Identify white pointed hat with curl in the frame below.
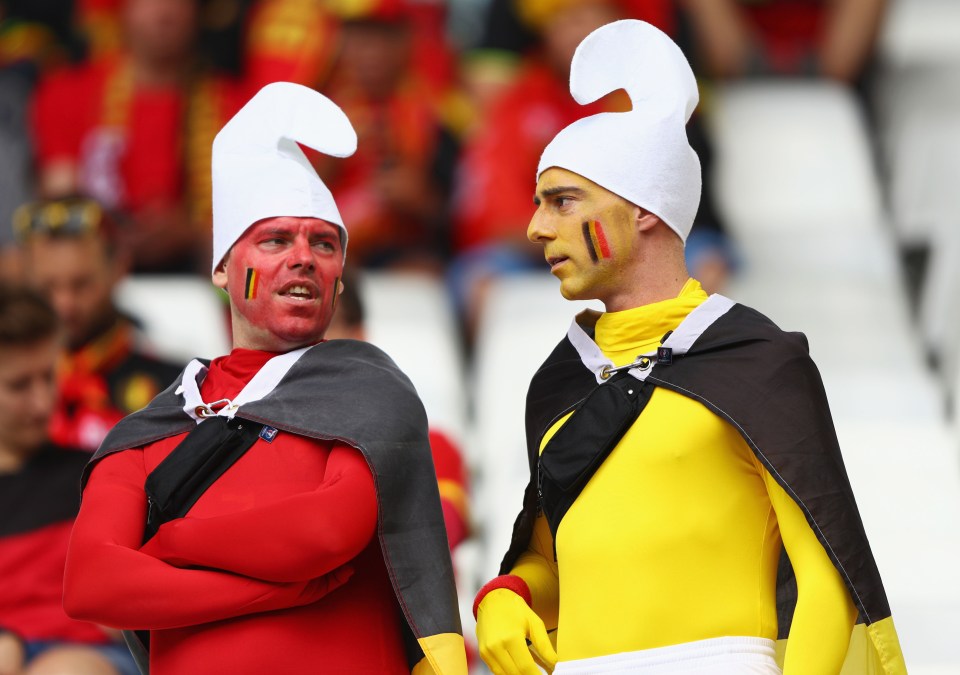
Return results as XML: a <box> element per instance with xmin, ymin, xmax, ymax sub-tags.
<box><xmin>537</xmin><ymin>20</ymin><xmax>701</xmax><ymax>242</ymax></box>
<box><xmin>211</xmin><ymin>81</ymin><xmax>358</xmax><ymax>272</ymax></box>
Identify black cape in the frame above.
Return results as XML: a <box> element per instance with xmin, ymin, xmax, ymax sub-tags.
<box><xmin>84</xmin><ymin>339</ymin><xmax>463</xmax><ymax>673</ymax></box>
<box><xmin>501</xmin><ymin>298</ymin><xmax>905</xmax><ymax>670</ymax></box>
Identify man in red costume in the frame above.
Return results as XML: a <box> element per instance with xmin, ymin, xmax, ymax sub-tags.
<box><xmin>63</xmin><ymin>82</ymin><xmax>467</xmax><ymax>674</ymax></box>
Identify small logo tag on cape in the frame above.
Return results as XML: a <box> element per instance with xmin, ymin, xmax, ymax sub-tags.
<box><xmin>259</xmin><ymin>426</ymin><xmax>279</xmax><ymax>443</ymax></box>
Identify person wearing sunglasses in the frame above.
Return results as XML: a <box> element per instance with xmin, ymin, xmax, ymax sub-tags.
<box><xmin>14</xmin><ymin>196</ymin><xmax>182</xmax><ymax>452</ymax></box>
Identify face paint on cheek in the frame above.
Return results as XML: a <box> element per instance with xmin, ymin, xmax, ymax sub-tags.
<box><xmin>581</xmin><ymin>220</ymin><xmax>612</xmax><ymax>264</ymax></box>
<box><xmin>244</xmin><ymin>268</ymin><xmax>259</xmax><ymax>300</ymax></box>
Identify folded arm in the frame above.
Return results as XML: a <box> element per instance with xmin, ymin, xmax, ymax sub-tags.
<box><xmin>64</xmin><ymin>449</ymin><xmax>351</xmax><ymax>631</ymax></box>
<box><xmin>138</xmin><ymin>442</ymin><xmax>377</xmax><ymax>582</ymax></box>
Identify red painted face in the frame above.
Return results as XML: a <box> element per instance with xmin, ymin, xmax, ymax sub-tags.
<box><xmin>214</xmin><ymin>217</ymin><xmax>344</xmax><ymax>351</ymax></box>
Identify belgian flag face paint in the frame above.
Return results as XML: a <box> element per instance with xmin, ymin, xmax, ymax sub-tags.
<box><xmin>582</xmin><ymin>220</ymin><xmax>612</xmax><ymax>264</ymax></box>
<box><xmin>244</xmin><ymin>268</ymin><xmax>259</xmax><ymax>300</ymax></box>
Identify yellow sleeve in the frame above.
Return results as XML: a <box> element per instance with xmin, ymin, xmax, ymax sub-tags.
<box><xmin>509</xmin><ymin>513</ymin><xmax>560</xmax><ymax>630</ymax></box>
<box><xmin>761</xmin><ymin>464</ymin><xmax>858</xmax><ymax>674</ymax></box>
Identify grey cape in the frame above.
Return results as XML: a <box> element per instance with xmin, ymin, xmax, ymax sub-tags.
<box><xmin>83</xmin><ymin>339</ymin><xmax>463</xmax><ymax>673</ymax></box>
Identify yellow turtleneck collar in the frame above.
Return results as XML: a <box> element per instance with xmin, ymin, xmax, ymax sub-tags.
<box><xmin>595</xmin><ymin>278</ymin><xmax>708</xmax><ymax>365</ymax></box>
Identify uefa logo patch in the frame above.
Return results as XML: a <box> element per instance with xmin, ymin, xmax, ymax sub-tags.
<box><xmin>656</xmin><ymin>346</ymin><xmax>673</xmax><ymax>365</ymax></box>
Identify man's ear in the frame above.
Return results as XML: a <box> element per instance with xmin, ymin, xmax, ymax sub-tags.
<box><xmin>212</xmin><ymin>256</ymin><xmax>229</xmax><ymax>290</ymax></box>
<box><xmin>636</xmin><ymin>208</ymin><xmax>660</xmax><ymax>234</ymax></box>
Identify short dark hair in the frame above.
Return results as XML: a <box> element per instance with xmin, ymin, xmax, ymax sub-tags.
<box><xmin>336</xmin><ymin>267</ymin><xmax>365</xmax><ymax>329</ymax></box>
<box><xmin>0</xmin><ymin>282</ymin><xmax>60</xmax><ymax>346</ymax></box>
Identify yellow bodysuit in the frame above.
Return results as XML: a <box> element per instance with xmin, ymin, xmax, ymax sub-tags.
<box><xmin>511</xmin><ymin>279</ymin><xmax>857</xmax><ymax>673</ymax></box>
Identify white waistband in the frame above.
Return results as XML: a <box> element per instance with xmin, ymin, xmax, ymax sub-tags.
<box><xmin>553</xmin><ymin>637</ymin><xmax>781</xmax><ymax>674</ymax></box>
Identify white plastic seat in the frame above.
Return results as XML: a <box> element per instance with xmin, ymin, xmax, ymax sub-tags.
<box><xmin>114</xmin><ymin>274</ymin><xmax>231</xmax><ymax>364</ymax></box>
<box><xmin>359</xmin><ymin>270</ymin><xmax>468</xmax><ymax>441</ymax></box>
<box><xmin>709</xmin><ymin>81</ymin><xmax>885</xmax><ymax>239</ymax></box>
<box><xmin>874</xmin><ymin>0</ymin><xmax>960</xmax><ymax>249</ymax></box>
<box><xmin>708</xmin><ymin>78</ymin><xmax>945</xmax><ymax>421</ymax></box>
<box><xmin>835</xmin><ymin>418</ymin><xmax>960</xmax><ymax>670</ymax></box>
<box><xmin>879</xmin><ymin>0</ymin><xmax>960</xmax><ymax>70</ymax></box>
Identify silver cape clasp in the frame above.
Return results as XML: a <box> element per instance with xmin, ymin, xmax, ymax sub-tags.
<box><xmin>599</xmin><ymin>356</ymin><xmax>652</xmax><ymax>381</ymax></box>
<box><xmin>598</xmin><ymin>346</ymin><xmax>673</xmax><ymax>381</ymax></box>
<box><xmin>194</xmin><ymin>398</ymin><xmax>233</xmax><ymax>418</ymax></box>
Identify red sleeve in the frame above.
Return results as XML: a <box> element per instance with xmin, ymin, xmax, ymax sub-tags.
<box><xmin>63</xmin><ymin>449</ymin><xmax>349</xmax><ymax>630</ymax></box>
<box><xmin>429</xmin><ymin>429</ymin><xmax>466</xmax><ymax>486</ymax></box>
<box><xmin>139</xmin><ymin>443</ymin><xmax>378</xmax><ymax>583</ymax></box>
<box><xmin>451</xmin><ymin>96</ymin><xmax>540</xmax><ymax>251</ymax></box>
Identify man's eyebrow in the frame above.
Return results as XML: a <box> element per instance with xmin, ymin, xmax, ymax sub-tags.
<box><xmin>534</xmin><ymin>185</ymin><xmax>586</xmax><ymax>205</ymax></box>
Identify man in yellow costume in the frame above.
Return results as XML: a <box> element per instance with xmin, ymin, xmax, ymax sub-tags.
<box><xmin>473</xmin><ymin>19</ymin><xmax>906</xmax><ymax>675</ymax></box>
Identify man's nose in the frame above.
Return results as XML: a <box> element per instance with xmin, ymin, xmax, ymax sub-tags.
<box><xmin>527</xmin><ymin>211</ymin><xmax>555</xmax><ymax>244</ymax></box>
<box><xmin>287</xmin><ymin>236</ymin><xmax>315</xmax><ymax>269</ymax></box>
<box><xmin>28</xmin><ymin>376</ymin><xmax>56</xmax><ymax>420</ymax></box>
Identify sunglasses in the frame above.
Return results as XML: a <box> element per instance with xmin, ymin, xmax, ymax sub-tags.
<box><xmin>13</xmin><ymin>198</ymin><xmax>106</xmax><ymax>242</ymax></box>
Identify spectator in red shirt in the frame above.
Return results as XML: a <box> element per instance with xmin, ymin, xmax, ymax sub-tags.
<box><xmin>677</xmin><ymin>0</ymin><xmax>887</xmax><ymax>84</ymax></box>
<box><xmin>241</xmin><ymin>0</ymin><xmax>341</xmax><ymax>91</ymax></box>
<box><xmin>30</xmin><ymin>0</ymin><xmax>246</xmax><ymax>273</ymax></box>
<box><xmin>0</xmin><ymin>283</ymin><xmax>137</xmax><ymax>675</ymax></box>
<box><xmin>313</xmin><ymin>0</ymin><xmax>461</xmax><ymax>273</ymax></box>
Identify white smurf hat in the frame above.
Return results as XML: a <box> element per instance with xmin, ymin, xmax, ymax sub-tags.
<box><xmin>211</xmin><ymin>82</ymin><xmax>358</xmax><ymax>272</ymax></box>
<box><xmin>537</xmin><ymin>20</ymin><xmax>701</xmax><ymax>242</ymax></box>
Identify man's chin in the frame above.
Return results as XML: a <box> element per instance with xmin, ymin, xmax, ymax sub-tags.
<box><xmin>266</xmin><ymin>325</ymin><xmax>330</xmax><ymax>352</ymax></box>
<box><xmin>11</xmin><ymin>431</ymin><xmax>46</xmax><ymax>457</ymax></box>
<box><xmin>558</xmin><ymin>280</ymin><xmax>596</xmax><ymax>303</ymax></box>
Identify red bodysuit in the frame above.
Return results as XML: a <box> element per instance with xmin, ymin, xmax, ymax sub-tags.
<box><xmin>64</xmin><ymin>349</ymin><xmax>409</xmax><ymax>674</ymax></box>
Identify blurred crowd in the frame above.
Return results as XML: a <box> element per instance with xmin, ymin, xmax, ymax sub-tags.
<box><xmin>0</xmin><ymin>0</ymin><xmax>891</xmax><ymax>673</ymax></box>
<box><xmin>1</xmin><ymin>0</ymin><xmax>889</xmax><ymax>324</ymax></box>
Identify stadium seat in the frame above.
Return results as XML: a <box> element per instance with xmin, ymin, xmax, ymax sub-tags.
<box><xmin>359</xmin><ymin>270</ymin><xmax>468</xmax><ymax>441</ymax></box>
<box><xmin>836</xmin><ymin>419</ymin><xmax>960</xmax><ymax>673</ymax></box>
<box><xmin>873</xmin><ymin>0</ymin><xmax>960</xmax><ymax>404</ymax></box>
<box><xmin>879</xmin><ymin>0</ymin><xmax>960</xmax><ymax>70</ymax></box>
<box><xmin>114</xmin><ymin>274</ymin><xmax>231</xmax><ymax>364</ymax></box>
<box><xmin>709</xmin><ymin>80</ymin><xmax>885</xmax><ymax>238</ymax></box>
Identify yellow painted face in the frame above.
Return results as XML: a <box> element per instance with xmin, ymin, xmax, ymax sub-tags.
<box><xmin>528</xmin><ymin>167</ymin><xmax>641</xmax><ymax>303</ymax></box>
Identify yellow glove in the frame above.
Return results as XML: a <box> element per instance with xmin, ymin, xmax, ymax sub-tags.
<box><xmin>476</xmin><ymin>587</ymin><xmax>558</xmax><ymax>675</ymax></box>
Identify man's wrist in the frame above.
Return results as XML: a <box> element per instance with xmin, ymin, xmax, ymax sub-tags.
<box><xmin>472</xmin><ymin>574</ymin><xmax>532</xmax><ymax>619</ymax></box>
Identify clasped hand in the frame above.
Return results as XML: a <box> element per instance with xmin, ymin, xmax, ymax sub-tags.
<box><xmin>476</xmin><ymin>589</ymin><xmax>558</xmax><ymax>675</ymax></box>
